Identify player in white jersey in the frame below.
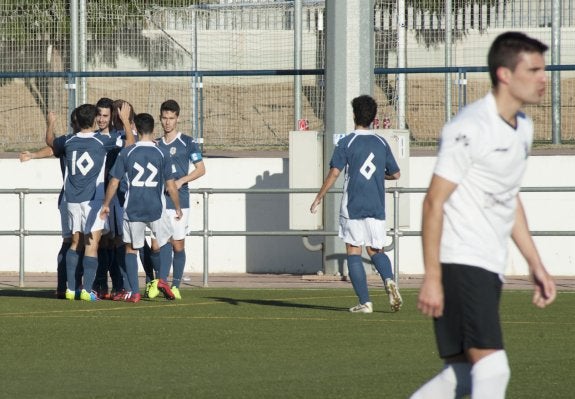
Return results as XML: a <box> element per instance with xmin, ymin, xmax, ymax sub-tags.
<box><xmin>411</xmin><ymin>32</ymin><xmax>556</xmax><ymax>399</ymax></box>
<box><xmin>146</xmin><ymin>99</ymin><xmax>205</xmax><ymax>300</ymax></box>
<box><xmin>63</xmin><ymin>103</ymin><xmax>135</xmax><ymax>302</ymax></box>
<box><xmin>100</xmin><ymin>113</ymin><xmax>182</xmax><ymax>302</ymax></box>
<box><xmin>310</xmin><ymin>95</ymin><xmax>402</xmax><ymax>313</ymax></box>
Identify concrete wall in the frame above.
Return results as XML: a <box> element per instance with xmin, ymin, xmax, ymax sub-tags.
<box><xmin>3</xmin><ymin>154</ymin><xmax>575</xmax><ymax>277</ymax></box>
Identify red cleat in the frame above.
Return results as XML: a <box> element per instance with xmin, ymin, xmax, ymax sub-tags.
<box><xmin>157</xmin><ymin>279</ymin><xmax>175</xmax><ymax>300</ymax></box>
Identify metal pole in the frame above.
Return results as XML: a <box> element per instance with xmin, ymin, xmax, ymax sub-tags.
<box><xmin>202</xmin><ymin>191</ymin><xmax>209</xmax><ymax>287</ymax></box>
<box><xmin>397</xmin><ymin>0</ymin><xmax>406</xmax><ymax>129</ymax></box>
<box><xmin>393</xmin><ymin>189</ymin><xmax>400</xmax><ymax>284</ymax></box>
<box><xmin>445</xmin><ymin>0</ymin><xmax>452</xmax><ymax>122</ymax></box>
<box><xmin>79</xmin><ymin>0</ymin><xmax>87</xmax><ymax>105</ymax></box>
<box><xmin>294</xmin><ymin>0</ymin><xmax>303</xmax><ymax>127</ymax></box>
<box><xmin>69</xmin><ymin>0</ymin><xmax>78</xmax><ymax>120</ymax></box>
<box><xmin>18</xmin><ymin>190</ymin><xmax>25</xmax><ymax>287</ymax></box>
<box><xmin>551</xmin><ymin>0</ymin><xmax>561</xmax><ymax>144</ymax></box>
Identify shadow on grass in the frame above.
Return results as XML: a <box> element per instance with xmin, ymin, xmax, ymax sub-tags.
<box><xmin>0</xmin><ymin>289</ymin><xmax>56</xmax><ymax>298</ymax></box>
<box><xmin>208</xmin><ymin>296</ymin><xmax>349</xmax><ymax>312</ymax></box>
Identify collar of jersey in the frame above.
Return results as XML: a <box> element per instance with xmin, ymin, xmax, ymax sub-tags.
<box><xmin>136</xmin><ymin>141</ymin><xmax>156</xmax><ymax>147</ymax></box>
<box><xmin>161</xmin><ymin>131</ymin><xmax>182</xmax><ymax>145</ymax></box>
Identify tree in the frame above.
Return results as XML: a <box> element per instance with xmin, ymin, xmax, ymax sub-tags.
<box><xmin>0</xmin><ymin>0</ymin><xmax>219</xmax><ymax>117</ymax></box>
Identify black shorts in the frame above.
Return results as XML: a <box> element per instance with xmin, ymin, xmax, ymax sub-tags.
<box><xmin>434</xmin><ymin>263</ymin><xmax>504</xmax><ymax>359</ymax></box>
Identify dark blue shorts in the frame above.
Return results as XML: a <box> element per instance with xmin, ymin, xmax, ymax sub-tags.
<box><xmin>434</xmin><ymin>263</ymin><xmax>504</xmax><ymax>359</ymax></box>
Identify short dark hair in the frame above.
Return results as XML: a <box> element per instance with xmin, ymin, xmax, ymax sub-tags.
<box><xmin>111</xmin><ymin>99</ymin><xmax>135</xmax><ymax>129</ymax></box>
<box><xmin>351</xmin><ymin>95</ymin><xmax>377</xmax><ymax>128</ymax></box>
<box><xmin>75</xmin><ymin>104</ymin><xmax>98</xmax><ymax>129</ymax></box>
<box><xmin>160</xmin><ymin>99</ymin><xmax>180</xmax><ymax>116</ymax></box>
<box><xmin>96</xmin><ymin>97</ymin><xmax>114</xmax><ymax>110</ymax></box>
<box><xmin>69</xmin><ymin>108</ymin><xmax>80</xmax><ymax>132</ymax></box>
<box><xmin>488</xmin><ymin>31</ymin><xmax>548</xmax><ymax>87</ymax></box>
<box><xmin>134</xmin><ymin>113</ymin><xmax>155</xmax><ymax>136</ymax></box>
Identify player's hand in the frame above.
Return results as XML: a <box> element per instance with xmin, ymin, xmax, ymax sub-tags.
<box><xmin>119</xmin><ymin>101</ymin><xmax>131</xmax><ymax>123</ymax></box>
<box><xmin>532</xmin><ymin>267</ymin><xmax>556</xmax><ymax>308</ymax></box>
<box><xmin>310</xmin><ymin>198</ymin><xmax>321</xmax><ymax>214</ymax></box>
<box><xmin>417</xmin><ymin>276</ymin><xmax>444</xmax><ymax>318</ymax></box>
<box><xmin>175</xmin><ymin>209</ymin><xmax>183</xmax><ymax>221</ymax></box>
<box><xmin>175</xmin><ymin>179</ymin><xmax>184</xmax><ymax>190</ymax></box>
<box><xmin>19</xmin><ymin>151</ymin><xmax>33</xmax><ymax>162</ymax></box>
<box><xmin>99</xmin><ymin>206</ymin><xmax>110</xmax><ymax>220</ymax></box>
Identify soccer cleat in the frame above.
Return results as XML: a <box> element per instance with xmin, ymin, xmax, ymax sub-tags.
<box><xmin>157</xmin><ymin>279</ymin><xmax>175</xmax><ymax>300</ymax></box>
<box><xmin>80</xmin><ymin>289</ymin><xmax>99</xmax><ymax>302</ymax></box>
<box><xmin>65</xmin><ymin>289</ymin><xmax>76</xmax><ymax>301</ymax></box>
<box><xmin>97</xmin><ymin>290</ymin><xmax>111</xmax><ymax>300</ymax></box>
<box><xmin>125</xmin><ymin>292</ymin><xmax>141</xmax><ymax>303</ymax></box>
<box><xmin>349</xmin><ymin>302</ymin><xmax>373</xmax><ymax>313</ymax></box>
<box><xmin>112</xmin><ymin>290</ymin><xmax>129</xmax><ymax>301</ymax></box>
<box><xmin>385</xmin><ymin>278</ymin><xmax>403</xmax><ymax>312</ymax></box>
<box><xmin>146</xmin><ymin>279</ymin><xmax>160</xmax><ymax>299</ymax></box>
<box><xmin>171</xmin><ymin>286</ymin><xmax>182</xmax><ymax>300</ymax></box>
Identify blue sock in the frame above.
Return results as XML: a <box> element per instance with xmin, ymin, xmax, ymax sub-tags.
<box><xmin>110</xmin><ymin>246</ymin><xmax>125</xmax><ymax>292</ymax></box>
<box><xmin>82</xmin><ymin>256</ymin><xmax>98</xmax><ymax>293</ymax></box>
<box><xmin>125</xmin><ymin>253</ymin><xmax>139</xmax><ymax>293</ymax></box>
<box><xmin>57</xmin><ymin>242</ymin><xmax>71</xmax><ymax>292</ymax></box>
<box><xmin>150</xmin><ymin>250</ymin><xmax>161</xmax><ymax>279</ymax></box>
<box><xmin>370</xmin><ymin>252</ymin><xmax>394</xmax><ymax>281</ymax></box>
<box><xmin>139</xmin><ymin>241</ymin><xmax>155</xmax><ymax>283</ymax></box>
<box><xmin>94</xmin><ymin>248</ymin><xmax>109</xmax><ymax>292</ymax></box>
<box><xmin>172</xmin><ymin>250</ymin><xmax>186</xmax><ymax>288</ymax></box>
<box><xmin>347</xmin><ymin>255</ymin><xmax>370</xmax><ymax>304</ymax></box>
<box><xmin>159</xmin><ymin>242</ymin><xmax>173</xmax><ymax>281</ymax></box>
<box><xmin>65</xmin><ymin>249</ymin><xmax>79</xmax><ymax>291</ymax></box>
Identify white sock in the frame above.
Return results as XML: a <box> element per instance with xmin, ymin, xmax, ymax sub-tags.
<box><xmin>471</xmin><ymin>351</ymin><xmax>510</xmax><ymax>399</ymax></box>
<box><xmin>410</xmin><ymin>363</ymin><xmax>472</xmax><ymax>399</ymax></box>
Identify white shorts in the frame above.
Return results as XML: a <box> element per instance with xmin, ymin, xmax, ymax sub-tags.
<box><xmin>123</xmin><ymin>214</ymin><xmax>173</xmax><ymax>249</ymax></box>
<box><xmin>166</xmin><ymin>208</ymin><xmax>189</xmax><ymax>241</ymax></box>
<box><xmin>68</xmin><ymin>200</ymin><xmax>109</xmax><ymax>235</ymax></box>
<box><xmin>59</xmin><ymin>199</ymin><xmax>72</xmax><ymax>239</ymax></box>
<box><xmin>106</xmin><ymin>196</ymin><xmax>124</xmax><ymax>238</ymax></box>
<box><xmin>339</xmin><ymin>217</ymin><xmax>388</xmax><ymax>249</ymax></box>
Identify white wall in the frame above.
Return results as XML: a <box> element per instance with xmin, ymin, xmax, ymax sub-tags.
<box><xmin>3</xmin><ymin>154</ymin><xmax>575</xmax><ymax>276</ymax></box>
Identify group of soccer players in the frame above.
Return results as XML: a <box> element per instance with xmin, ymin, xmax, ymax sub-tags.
<box><xmin>20</xmin><ymin>98</ymin><xmax>205</xmax><ymax>303</ymax></box>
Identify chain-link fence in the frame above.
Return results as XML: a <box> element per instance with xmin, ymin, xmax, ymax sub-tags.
<box><xmin>0</xmin><ymin>0</ymin><xmax>573</xmax><ymax>152</ymax></box>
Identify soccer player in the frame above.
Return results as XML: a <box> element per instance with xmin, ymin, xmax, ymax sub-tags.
<box><xmin>20</xmin><ymin>110</ymin><xmax>81</xmax><ymax>298</ymax></box>
<box><xmin>100</xmin><ymin>113</ymin><xmax>182</xmax><ymax>302</ymax></box>
<box><xmin>147</xmin><ymin>99</ymin><xmax>205</xmax><ymax>300</ymax></box>
<box><xmin>310</xmin><ymin>94</ymin><xmax>402</xmax><ymax>313</ymax></box>
<box><xmin>93</xmin><ymin>97</ymin><xmax>125</xmax><ymax>299</ymax></box>
<box><xmin>410</xmin><ymin>32</ymin><xmax>557</xmax><ymax>399</ymax></box>
<box><xmin>63</xmin><ymin>102</ymin><xmax>135</xmax><ymax>301</ymax></box>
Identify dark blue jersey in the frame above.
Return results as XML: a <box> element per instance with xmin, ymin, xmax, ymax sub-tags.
<box><xmin>156</xmin><ymin>132</ymin><xmax>202</xmax><ymax>209</ymax></box>
<box><xmin>110</xmin><ymin>141</ymin><xmax>173</xmax><ymax>222</ymax></box>
<box><xmin>330</xmin><ymin>130</ymin><xmax>400</xmax><ymax>220</ymax></box>
<box><xmin>63</xmin><ymin>132</ymin><xmax>121</xmax><ymax>203</ymax></box>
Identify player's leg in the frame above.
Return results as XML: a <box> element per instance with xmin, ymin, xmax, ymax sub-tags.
<box><xmin>121</xmin><ymin>220</ymin><xmax>146</xmax><ymax>303</ymax></box>
<box><xmin>410</xmin><ymin>358</ymin><xmax>471</xmax><ymax>399</ymax></box>
<box><xmin>367</xmin><ymin>245</ymin><xmax>402</xmax><ymax>312</ymax></box>
<box><xmin>168</xmin><ymin>208</ymin><xmax>189</xmax><ymax>299</ymax></box>
<box><xmin>147</xmin><ymin>215</ymin><xmax>176</xmax><ymax>300</ymax></box>
<box><xmin>78</xmin><ymin>200</ymin><xmax>108</xmax><ymax>301</ymax></box>
<box><xmin>139</xmin><ymin>239</ymin><xmax>155</xmax><ymax>283</ymax></box>
<box><xmin>345</xmin><ymin>244</ymin><xmax>371</xmax><ymax>313</ymax></box>
<box><xmin>56</xmin><ymin>199</ymin><xmax>72</xmax><ymax>299</ymax></box>
<box><xmin>65</xmin><ymin>202</ymin><xmax>83</xmax><ymax>299</ymax></box>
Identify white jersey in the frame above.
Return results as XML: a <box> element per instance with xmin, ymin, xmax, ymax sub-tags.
<box><xmin>434</xmin><ymin>91</ymin><xmax>533</xmax><ymax>274</ymax></box>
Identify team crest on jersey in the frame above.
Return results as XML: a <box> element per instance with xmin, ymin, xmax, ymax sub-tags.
<box><xmin>170</xmin><ymin>147</ymin><xmax>177</xmax><ymax>156</ymax></box>
<box><xmin>191</xmin><ymin>153</ymin><xmax>199</xmax><ymax>161</ymax></box>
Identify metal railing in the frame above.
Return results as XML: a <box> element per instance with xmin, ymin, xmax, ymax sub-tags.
<box><xmin>3</xmin><ymin>186</ymin><xmax>575</xmax><ymax>288</ymax></box>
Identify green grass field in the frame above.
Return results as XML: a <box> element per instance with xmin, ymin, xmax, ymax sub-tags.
<box><xmin>0</xmin><ymin>287</ymin><xmax>573</xmax><ymax>398</ymax></box>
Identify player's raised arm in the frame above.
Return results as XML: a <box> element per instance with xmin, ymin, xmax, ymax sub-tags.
<box><xmin>45</xmin><ymin>111</ymin><xmax>57</xmax><ymax>148</ymax></box>
<box><xmin>118</xmin><ymin>101</ymin><xmax>135</xmax><ymax>147</ymax></box>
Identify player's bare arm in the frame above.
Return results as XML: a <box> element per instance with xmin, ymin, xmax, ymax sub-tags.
<box><xmin>100</xmin><ymin>177</ymin><xmax>120</xmax><ymax>220</ymax></box>
<box><xmin>166</xmin><ymin>179</ymin><xmax>183</xmax><ymax>220</ymax></box>
<box><xmin>310</xmin><ymin>167</ymin><xmax>340</xmax><ymax>214</ymax></box>
<box><xmin>511</xmin><ymin>196</ymin><xmax>557</xmax><ymax>308</ymax></box>
<box><xmin>177</xmin><ymin>160</ymin><xmax>205</xmax><ymax>189</ymax></box>
<box><xmin>385</xmin><ymin>171</ymin><xmax>401</xmax><ymax>180</ymax></box>
<box><xmin>20</xmin><ymin>146</ymin><xmax>54</xmax><ymax>162</ymax></box>
<box><xmin>45</xmin><ymin>111</ymin><xmax>57</xmax><ymax>148</ymax></box>
<box><xmin>418</xmin><ymin>174</ymin><xmax>458</xmax><ymax>318</ymax></box>
<box><xmin>118</xmin><ymin>102</ymin><xmax>135</xmax><ymax>147</ymax></box>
